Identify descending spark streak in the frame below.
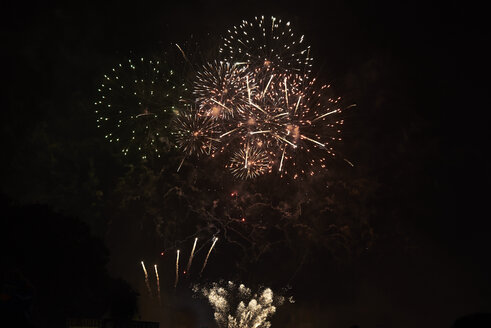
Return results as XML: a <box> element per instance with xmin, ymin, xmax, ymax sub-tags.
<box><xmin>284</xmin><ymin>77</ymin><xmax>289</xmax><ymax>107</ymax></box>
<box><xmin>211</xmin><ymin>99</ymin><xmax>233</xmax><ymax>113</ymax></box>
<box><xmin>262</xmin><ymin>75</ymin><xmax>274</xmax><ymax>98</ymax></box>
<box><xmin>294</xmin><ymin>96</ymin><xmax>302</xmax><ymax>115</ymax></box>
<box><xmin>205</xmin><ymin>137</ymin><xmax>221</xmax><ymax>142</ymax></box>
<box><xmin>135</xmin><ymin>112</ymin><xmax>153</xmax><ymax>118</ymax></box>
<box><xmin>154</xmin><ymin>264</ymin><xmax>161</xmax><ymax>305</ymax></box>
<box><xmin>311</xmin><ymin>109</ymin><xmax>339</xmax><ymax>122</ymax></box>
<box><xmin>220</xmin><ymin>128</ymin><xmax>239</xmax><ymax>138</ymax></box>
<box><xmin>301</xmin><ymin>135</ymin><xmax>325</xmax><ymax>147</ymax></box>
<box><xmin>175</xmin><ymin>43</ymin><xmax>189</xmax><ymax>63</ymax></box>
<box><xmin>141</xmin><ymin>261</ymin><xmax>148</xmax><ymax>276</ymax></box>
<box><xmin>175</xmin><ymin>250</ymin><xmax>180</xmax><ymax>288</ymax></box>
<box><xmin>279</xmin><ymin>147</ymin><xmax>286</xmax><ymax>172</ymax></box>
<box><xmin>275</xmin><ymin>134</ymin><xmax>297</xmax><ymax>148</ymax></box>
<box><xmin>186</xmin><ymin>238</ymin><xmax>198</xmax><ymax>272</ymax></box>
<box><xmin>273</xmin><ymin>112</ymin><xmax>289</xmax><ymax>118</ymax></box>
<box><xmin>250</xmin><ymin>102</ymin><xmax>268</xmax><ymax>114</ymax></box>
<box><xmin>246</xmin><ymin>75</ymin><xmax>251</xmax><ymax>103</ymax></box>
<box><xmin>344</xmin><ymin>158</ymin><xmax>354</xmax><ymax>167</ymax></box>
<box><xmin>200</xmin><ymin>237</ymin><xmax>218</xmax><ymax>276</ymax></box>
<box><xmin>141</xmin><ymin>261</ymin><xmax>152</xmax><ymax>295</ymax></box>
<box><xmin>177</xmin><ymin>157</ymin><xmax>186</xmax><ymax>172</ymax></box>
<box><xmin>237</xmin><ymin>39</ymin><xmax>247</xmax><ymax>47</ymax></box>
<box><xmin>244</xmin><ymin>146</ymin><xmax>248</xmax><ymax>169</ymax></box>
<box><xmin>249</xmin><ymin>130</ymin><xmax>271</xmax><ymax>135</ymax></box>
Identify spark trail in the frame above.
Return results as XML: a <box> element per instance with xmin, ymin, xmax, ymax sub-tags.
<box><xmin>154</xmin><ymin>264</ymin><xmax>161</xmax><ymax>305</ymax></box>
<box><xmin>200</xmin><ymin>237</ymin><xmax>218</xmax><ymax>277</ymax></box>
<box><xmin>141</xmin><ymin>261</ymin><xmax>152</xmax><ymax>295</ymax></box>
<box><xmin>186</xmin><ymin>237</ymin><xmax>198</xmax><ymax>273</ymax></box>
<box><xmin>175</xmin><ymin>250</ymin><xmax>180</xmax><ymax>288</ymax></box>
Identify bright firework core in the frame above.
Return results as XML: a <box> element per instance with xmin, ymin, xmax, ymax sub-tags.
<box><xmin>228</xmin><ymin>145</ymin><xmax>271</xmax><ymax>179</ymax></box>
<box><xmin>185</xmin><ymin>60</ymin><xmax>346</xmax><ymax>179</ymax></box>
<box><xmin>194</xmin><ymin>281</ymin><xmax>290</xmax><ymax>328</ymax></box>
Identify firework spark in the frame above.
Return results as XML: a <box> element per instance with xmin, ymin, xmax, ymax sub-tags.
<box><xmin>141</xmin><ymin>261</ymin><xmax>152</xmax><ymax>295</ymax></box>
<box><xmin>200</xmin><ymin>237</ymin><xmax>218</xmax><ymax>277</ymax></box>
<box><xmin>95</xmin><ymin>56</ymin><xmax>187</xmax><ymax>160</ymax></box>
<box><xmin>154</xmin><ymin>264</ymin><xmax>161</xmax><ymax>305</ymax></box>
<box><xmin>186</xmin><ymin>237</ymin><xmax>198</xmax><ymax>273</ymax></box>
<box><xmin>227</xmin><ymin>145</ymin><xmax>271</xmax><ymax>179</ymax></box>
<box><xmin>175</xmin><ymin>250</ymin><xmax>180</xmax><ymax>288</ymax></box>
<box><xmin>171</xmin><ymin>106</ymin><xmax>222</xmax><ymax>157</ymax></box>
<box><xmin>194</xmin><ymin>281</ymin><xmax>289</xmax><ymax>328</ymax></box>
<box><xmin>194</xmin><ymin>61</ymin><xmax>254</xmax><ymax>119</ymax></box>
<box><xmin>219</xmin><ymin>15</ymin><xmax>313</xmax><ymax>74</ymax></box>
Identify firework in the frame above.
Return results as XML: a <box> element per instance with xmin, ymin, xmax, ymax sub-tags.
<box><xmin>141</xmin><ymin>261</ymin><xmax>152</xmax><ymax>295</ymax></box>
<box><xmin>95</xmin><ymin>55</ymin><xmax>187</xmax><ymax>160</ymax></box>
<box><xmin>196</xmin><ymin>66</ymin><xmax>347</xmax><ymax>178</ymax></box>
<box><xmin>186</xmin><ymin>237</ymin><xmax>198</xmax><ymax>273</ymax></box>
<box><xmin>227</xmin><ymin>144</ymin><xmax>271</xmax><ymax>179</ymax></box>
<box><xmin>154</xmin><ymin>264</ymin><xmax>161</xmax><ymax>305</ymax></box>
<box><xmin>171</xmin><ymin>105</ymin><xmax>222</xmax><ymax>157</ymax></box>
<box><xmin>259</xmin><ymin>74</ymin><xmax>346</xmax><ymax>177</ymax></box>
<box><xmin>194</xmin><ymin>281</ymin><xmax>289</xmax><ymax>328</ymax></box>
<box><xmin>200</xmin><ymin>237</ymin><xmax>218</xmax><ymax>277</ymax></box>
<box><xmin>170</xmin><ymin>16</ymin><xmax>350</xmax><ymax>180</ymax></box>
<box><xmin>175</xmin><ymin>250</ymin><xmax>180</xmax><ymax>288</ymax></box>
<box><xmin>194</xmin><ymin>61</ymin><xmax>255</xmax><ymax>119</ymax></box>
<box><xmin>221</xmin><ymin>72</ymin><xmax>301</xmax><ymax>150</ymax></box>
<box><xmin>219</xmin><ymin>15</ymin><xmax>313</xmax><ymax>74</ymax></box>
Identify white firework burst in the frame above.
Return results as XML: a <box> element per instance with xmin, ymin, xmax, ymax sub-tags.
<box><xmin>227</xmin><ymin>145</ymin><xmax>271</xmax><ymax>180</ymax></box>
<box><xmin>219</xmin><ymin>15</ymin><xmax>313</xmax><ymax>74</ymax></box>
<box><xmin>194</xmin><ymin>61</ymin><xmax>256</xmax><ymax>119</ymax></box>
<box><xmin>95</xmin><ymin>55</ymin><xmax>187</xmax><ymax>159</ymax></box>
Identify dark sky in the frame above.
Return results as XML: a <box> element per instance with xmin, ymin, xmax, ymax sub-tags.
<box><xmin>2</xmin><ymin>1</ymin><xmax>489</xmax><ymax>328</ymax></box>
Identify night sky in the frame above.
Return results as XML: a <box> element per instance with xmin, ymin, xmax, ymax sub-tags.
<box><xmin>2</xmin><ymin>1</ymin><xmax>488</xmax><ymax>328</ymax></box>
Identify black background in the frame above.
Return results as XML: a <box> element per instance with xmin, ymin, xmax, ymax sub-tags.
<box><xmin>2</xmin><ymin>1</ymin><xmax>488</xmax><ymax>327</ymax></box>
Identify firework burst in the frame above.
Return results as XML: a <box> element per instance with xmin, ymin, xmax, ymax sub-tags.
<box><xmin>219</xmin><ymin>15</ymin><xmax>313</xmax><ymax>74</ymax></box>
<box><xmin>194</xmin><ymin>281</ymin><xmax>289</xmax><ymax>328</ymax></box>
<box><xmin>227</xmin><ymin>145</ymin><xmax>271</xmax><ymax>180</ymax></box>
<box><xmin>194</xmin><ymin>61</ymin><xmax>255</xmax><ymax>119</ymax></box>
<box><xmin>171</xmin><ymin>105</ymin><xmax>222</xmax><ymax>157</ymax></box>
<box><xmin>202</xmin><ymin>68</ymin><xmax>347</xmax><ymax>179</ymax></box>
<box><xmin>105</xmin><ymin>16</ymin><xmax>353</xmax><ymax>180</ymax></box>
<box><xmin>261</xmin><ymin>74</ymin><xmax>346</xmax><ymax>177</ymax></box>
<box><xmin>95</xmin><ymin>55</ymin><xmax>188</xmax><ymax>160</ymax></box>
<box><xmin>178</xmin><ymin>13</ymin><xmax>350</xmax><ymax>180</ymax></box>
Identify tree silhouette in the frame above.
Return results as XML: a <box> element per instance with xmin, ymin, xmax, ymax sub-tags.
<box><xmin>0</xmin><ymin>195</ymin><xmax>138</xmax><ymax>328</ymax></box>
